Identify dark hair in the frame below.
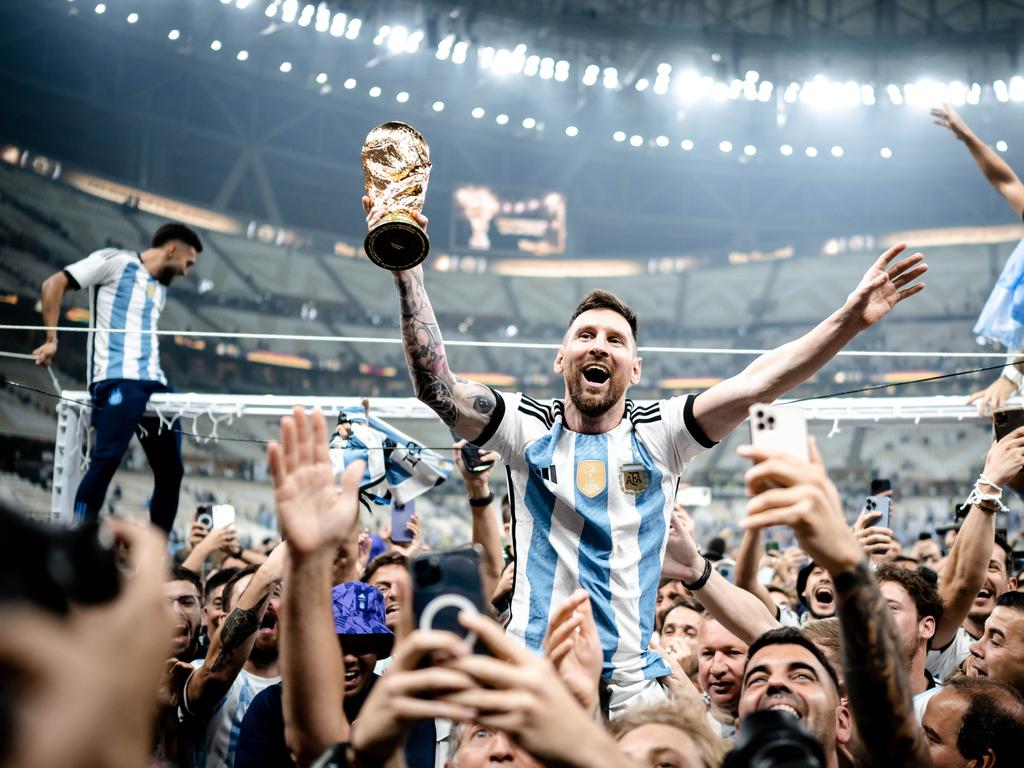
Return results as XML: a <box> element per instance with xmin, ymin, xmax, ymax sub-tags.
<box><xmin>361</xmin><ymin>551</ymin><xmax>409</xmax><ymax>584</ymax></box>
<box><xmin>204</xmin><ymin>567</ymin><xmax>240</xmax><ymax>605</ymax></box>
<box><xmin>994</xmin><ymin>532</ymin><xmax>1012</xmax><ymax>573</ymax></box>
<box><xmin>151</xmin><ymin>222</ymin><xmax>203</xmax><ymax>253</ymax></box>
<box><xmin>567</xmin><ymin>290</ymin><xmax>638</xmax><ymax>346</ymax></box>
<box><xmin>945</xmin><ymin>677</ymin><xmax>1024</xmax><ymax>764</ymax></box>
<box><xmin>500</xmin><ymin>494</ymin><xmax>511</xmax><ymax>525</ymax></box>
<box><xmin>657</xmin><ymin>595</ymin><xmax>704</xmax><ymax>632</ymax></box>
<box><xmin>221</xmin><ymin>564</ymin><xmax>260</xmax><ymax>614</ymax></box>
<box><xmin>167</xmin><ymin>565</ymin><xmax>202</xmax><ymax>596</ymax></box>
<box><xmin>876</xmin><ymin>564</ymin><xmax>944</xmax><ymax>625</ymax></box>
<box><xmin>995</xmin><ymin>590</ymin><xmax>1024</xmax><ymax>612</ymax></box>
<box><xmin>745</xmin><ymin>627</ymin><xmax>841</xmax><ymax>697</ymax></box>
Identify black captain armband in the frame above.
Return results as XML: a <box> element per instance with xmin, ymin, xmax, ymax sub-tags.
<box><xmin>682</xmin><ymin>557</ymin><xmax>713</xmax><ymax>591</ymax></box>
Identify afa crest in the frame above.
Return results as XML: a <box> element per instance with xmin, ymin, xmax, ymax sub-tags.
<box><xmin>618</xmin><ymin>463</ymin><xmax>649</xmax><ymax>495</ymax></box>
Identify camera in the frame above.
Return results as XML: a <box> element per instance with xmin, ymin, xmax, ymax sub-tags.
<box><xmin>723</xmin><ymin>710</ymin><xmax>825</xmax><ymax>768</ymax></box>
<box><xmin>0</xmin><ymin>501</ymin><xmax>121</xmax><ymax>614</ymax></box>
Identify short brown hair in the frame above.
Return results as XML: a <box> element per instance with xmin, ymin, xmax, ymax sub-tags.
<box><xmin>876</xmin><ymin>564</ymin><xmax>943</xmax><ymax>625</ymax></box>
<box><xmin>802</xmin><ymin>617</ymin><xmax>842</xmax><ymax>677</ymax></box>
<box><xmin>568</xmin><ymin>290</ymin><xmax>638</xmax><ymax>345</ymax></box>
<box><xmin>608</xmin><ymin>699</ymin><xmax>726</xmax><ymax>768</ymax></box>
<box><xmin>656</xmin><ymin>595</ymin><xmax>704</xmax><ymax>632</ymax></box>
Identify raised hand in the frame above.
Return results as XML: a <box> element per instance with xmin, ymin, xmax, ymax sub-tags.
<box><xmin>967</xmin><ymin>376</ymin><xmax>1018</xmax><ymax>418</ymax></box>
<box><xmin>542</xmin><ymin>590</ymin><xmax>603</xmax><ymax>713</ymax></box>
<box><xmin>267</xmin><ymin>406</ymin><xmax>364</xmax><ymax>557</ymax></box>
<box><xmin>930</xmin><ymin>103</ymin><xmax>971</xmax><ymax>141</ymax></box>
<box><xmin>845</xmin><ymin>244</ymin><xmax>927</xmax><ymax>329</ymax></box>
<box><xmin>981</xmin><ymin>426</ymin><xmax>1024</xmax><ymax>488</ymax></box>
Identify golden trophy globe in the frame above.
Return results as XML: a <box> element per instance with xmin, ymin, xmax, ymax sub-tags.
<box><xmin>361</xmin><ymin>121</ymin><xmax>432</xmax><ymax>270</ymax></box>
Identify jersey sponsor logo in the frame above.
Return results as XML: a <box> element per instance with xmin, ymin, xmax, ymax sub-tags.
<box><xmin>618</xmin><ymin>463</ymin><xmax>649</xmax><ymax>494</ymax></box>
<box><xmin>576</xmin><ymin>459</ymin><xmax>606</xmax><ymax>498</ymax></box>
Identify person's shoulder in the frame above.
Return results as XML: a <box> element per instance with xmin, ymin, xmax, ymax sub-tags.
<box><xmin>513</xmin><ymin>392</ymin><xmax>559</xmax><ymax>429</ymax></box>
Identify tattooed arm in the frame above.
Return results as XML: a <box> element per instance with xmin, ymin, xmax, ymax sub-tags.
<box><xmin>393</xmin><ymin>266</ymin><xmax>497</xmax><ymax>440</ymax></box>
<box><xmin>835</xmin><ymin>561</ymin><xmax>933</xmax><ymax>768</ymax></box>
<box><xmin>183</xmin><ymin>544</ymin><xmax>287</xmax><ymax>716</ymax></box>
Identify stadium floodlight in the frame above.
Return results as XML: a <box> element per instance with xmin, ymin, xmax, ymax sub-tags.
<box><xmin>344</xmin><ymin>78</ymin><xmax>356</xmax><ymax>89</ymax></box>
<box><xmin>880</xmin><ymin>147</ymin><xmax>893</xmax><ymax>159</ymax></box>
<box><xmin>994</xmin><ymin>80</ymin><xmax>1010</xmax><ymax>103</ymax></box>
<box><xmin>281</xmin><ymin>0</ymin><xmax>298</xmax><ymax>23</ymax></box>
<box><xmin>653</xmin><ymin>76</ymin><xmax>669</xmax><ymax>95</ymax></box>
<box><xmin>396</xmin><ymin>91</ymin><xmax>409</xmax><ymax>103</ymax></box>
<box><xmin>471</xmin><ymin>106</ymin><xmax>485</xmax><ymax>118</ymax></box>
<box><xmin>280</xmin><ymin>61</ymin><xmax>292</xmax><ymax>73</ymax></box>
<box><xmin>997</xmin><ymin>140</ymin><xmax>1009</xmax><ymax>152</ymax></box>
<box><xmin>126</xmin><ymin>12</ymin><xmax>138</xmax><ymax>23</ymax></box>
<box><xmin>967</xmin><ymin>82</ymin><xmax>981</xmax><ymax>105</ymax></box>
<box><xmin>523</xmin><ymin>54</ymin><xmax>540</xmax><ymax>76</ymax></box>
<box><xmin>451</xmin><ymin>41</ymin><xmax>468</xmax><ymax>64</ymax></box>
<box><xmin>582</xmin><ymin>64</ymin><xmax>600</xmax><ymax>86</ymax></box>
<box><xmin>861</xmin><ymin>83</ymin><xmax>875</xmax><ymax>105</ymax></box>
<box><xmin>680</xmin><ymin>139</ymin><xmax>694</xmax><ymax>151</ymax></box>
<box><xmin>1011</xmin><ymin>76</ymin><xmax>1024</xmax><ymax>102</ymax></box>
<box><xmin>657</xmin><ymin>62</ymin><xmax>672</xmax><ymax>75</ymax></box>
<box><xmin>478</xmin><ymin>46</ymin><xmax>496</xmax><ymax>69</ymax></box>
<box><xmin>94</xmin><ymin>3</ymin><xmax>106</xmax><ymax>13</ymax></box>
<box><xmin>743</xmin><ymin>144</ymin><xmax>757</xmax><ymax>156</ymax></box>
<box><xmin>947</xmin><ymin>80</ymin><xmax>967</xmax><ymax>106</ymax></box>
<box><xmin>369</xmin><ymin>86</ymin><xmax>381</xmax><ymax>97</ymax></box>
<box><xmin>432</xmin><ymin>100</ymin><xmax>444</xmax><ymax>112</ymax></box>
<box><xmin>565</xmin><ymin>125</ymin><xmax>579</xmax><ymax>137</ymax></box>
<box><xmin>236</xmin><ymin>0</ymin><xmax>252</xmax><ymax>9</ymax></box>
<box><xmin>406</xmin><ymin>30</ymin><xmax>424</xmax><ymax>54</ymax></box>
<box><xmin>603</xmin><ymin>67</ymin><xmax>619</xmax><ymax>89</ymax></box>
<box><xmin>655</xmin><ymin>135</ymin><xmax>669</xmax><ymax>147</ymax></box>
<box><xmin>554</xmin><ymin>65</ymin><xmax>569</xmax><ymax>82</ymax></box>
<box><xmin>780</xmin><ymin>144</ymin><xmax>793</xmax><ymax>156</ymax></box>
<box><xmin>345</xmin><ymin>18</ymin><xmax>361</xmax><ymax>39</ymax></box>
<box><xmin>523</xmin><ymin>117</ymin><xmax>537</xmax><ymax>129</ymax></box>
<box><xmin>297</xmin><ymin>3</ymin><xmax>314</xmax><ymax>27</ymax></box>
<box><xmin>168</xmin><ymin>29</ymin><xmax>180</xmax><ymax>40</ymax></box>
<box><xmin>612</xmin><ymin>131</ymin><xmax>626</xmax><ymax>142</ymax></box>
<box><xmin>719</xmin><ymin>140</ymin><xmax>733</xmax><ymax>153</ymax></box>
<box><xmin>745</xmin><ymin>70</ymin><xmax>759</xmax><ymax>82</ymax></box>
<box><xmin>237</xmin><ymin>49</ymin><xmax>249</xmax><ymax>61</ymax></box>
<box><xmin>757</xmin><ymin>81</ymin><xmax>773</xmax><ymax>102</ymax></box>
<box><xmin>210</xmin><ymin>39</ymin><xmax>222</xmax><ymax>50</ymax></box>
<box><xmin>436</xmin><ymin>33</ymin><xmax>454</xmax><ymax>60</ymax></box>
<box><xmin>265</xmin><ymin>3</ymin><xmax>277</xmax><ymax>18</ymax></box>
<box><xmin>805</xmin><ymin>146</ymin><xmax>818</xmax><ymax>157</ymax></box>
<box><xmin>886</xmin><ymin>83</ymin><xmax>903</xmax><ymax>105</ymax></box>
<box><xmin>629</xmin><ymin>134</ymin><xmax>643</xmax><ymax>147</ymax></box>
<box><xmin>387</xmin><ymin>26</ymin><xmax>408</xmax><ymax>53</ymax></box>
<box><xmin>315</xmin><ymin>72</ymin><xmax>328</xmax><ymax>84</ymax></box>
<box><xmin>315</xmin><ymin>4</ymin><xmax>330</xmax><ymax>32</ymax></box>
<box><xmin>496</xmin><ymin>113</ymin><xmax>509</xmax><ymax>125</ymax></box>
<box><xmin>831</xmin><ymin>145</ymin><xmax>844</xmax><ymax>157</ymax></box>
<box><xmin>784</xmin><ymin>82</ymin><xmax>799</xmax><ymax>103</ymax></box>
<box><xmin>329</xmin><ymin>12</ymin><xmax>345</xmax><ymax>36</ymax></box>
<box><xmin>635</xmin><ymin>78</ymin><xmax>650</xmax><ymax>92</ymax></box>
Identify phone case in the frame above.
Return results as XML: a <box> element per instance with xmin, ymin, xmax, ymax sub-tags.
<box><xmin>749</xmin><ymin>404</ymin><xmax>809</xmax><ymax>461</ymax></box>
<box><xmin>390</xmin><ymin>502</ymin><xmax>416</xmax><ymax>543</ymax></box>
<box><xmin>411</xmin><ymin>545</ymin><xmax>488</xmax><ymax>652</ymax></box>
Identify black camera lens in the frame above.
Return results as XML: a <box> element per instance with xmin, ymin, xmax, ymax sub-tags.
<box><xmin>756</xmin><ymin>410</ymin><xmax>765</xmax><ymax>419</ymax></box>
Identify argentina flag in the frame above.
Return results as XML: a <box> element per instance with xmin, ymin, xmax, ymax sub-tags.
<box><xmin>328</xmin><ymin>406</ymin><xmax>452</xmax><ymax>507</ymax></box>
<box><xmin>974</xmin><ymin>238</ymin><xmax>1024</xmax><ymax>350</ymax></box>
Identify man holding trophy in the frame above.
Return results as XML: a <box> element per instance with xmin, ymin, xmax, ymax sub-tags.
<box><xmin>361</xmin><ymin>121</ymin><xmax>930</xmax><ymax>714</ymax></box>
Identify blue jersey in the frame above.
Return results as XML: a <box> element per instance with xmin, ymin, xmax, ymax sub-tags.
<box><xmin>63</xmin><ymin>248</ymin><xmax>167</xmax><ymax>386</ymax></box>
<box><xmin>478</xmin><ymin>392</ymin><xmax>715</xmax><ymax>685</ymax></box>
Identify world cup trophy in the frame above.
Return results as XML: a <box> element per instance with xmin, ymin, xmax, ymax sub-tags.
<box><xmin>361</xmin><ymin>121</ymin><xmax>432</xmax><ymax>270</ymax></box>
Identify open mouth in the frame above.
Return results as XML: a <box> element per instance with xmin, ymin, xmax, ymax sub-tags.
<box><xmin>768</xmin><ymin>703</ymin><xmax>803</xmax><ymax>720</ymax></box>
<box><xmin>814</xmin><ymin>587</ymin><xmax>834</xmax><ymax>605</ymax></box>
<box><xmin>258</xmin><ymin>614</ymin><xmax>277</xmax><ymax>634</ymax></box>
<box><xmin>582</xmin><ymin>365</ymin><xmax>610</xmax><ymax>384</ymax></box>
<box><xmin>385</xmin><ymin>604</ymin><xmax>400</xmax><ymax>616</ymax></box>
<box><xmin>975</xmin><ymin>589</ymin><xmax>993</xmax><ymax>602</ymax></box>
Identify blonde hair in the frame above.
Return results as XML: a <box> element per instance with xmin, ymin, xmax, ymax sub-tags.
<box><xmin>608</xmin><ymin>698</ymin><xmax>727</xmax><ymax>768</ymax></box>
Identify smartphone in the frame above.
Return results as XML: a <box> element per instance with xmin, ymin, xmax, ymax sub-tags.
<box><xmin>749</xmin><ymin>404</ymin><xmax>809</xmax><ymax>461</ymax></box>
<box><xmin>211</xmin><ymin>504</ymin><xmax>235</xmax><ymax>529</ymax></box>
<box><xmin>460</xmin><ymin>442</ymin><xmax>494</xmax><ymax>474</ymax></box>
<box><xmin>765</xmin><ymin>541</ymin><xmax>781</xmax><ymax>555</ymax></box>
<box><xmin>864</xmin><ymin>495</ymin><xmax>892</xmax><ymax>530</ymax></box>
<box><xmin>411</xmin><ymin>545</ymin><xmax>488</xmax><ymax>652</ymax></box>
<box><xmin>390</xmin><ymin>501</ymin><xmax>416</xmax><ymax>544</ymax></box>
<box><xmin>993</xmin><ymin>407</ymin><xmax>1024</xmax><ymax>492</ymax></box>
<box><xmin>195</xmin><ymin>505</ymin><xmax>213</xmax><ymax>529</ymax></box>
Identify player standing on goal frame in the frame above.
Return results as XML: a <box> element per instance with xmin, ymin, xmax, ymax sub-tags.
<box><xmin>33</xmin><ymin>223</ymin><xmax>202</xmax><ymax>534</ymax></box>
<box><xmin>364</xmin><ymin>195</ymin><xmax>927</xmax><ymax>714</ymax></box>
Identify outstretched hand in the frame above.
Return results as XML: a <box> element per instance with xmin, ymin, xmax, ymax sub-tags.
<box><xmin>930</xmin><ymin>103</ymin><xmax>971</xmax><ymax>142</ymax></box>
<box><xmin>845</xmin><ymin>244</ymin><xmax>927</xmax><ymax>329</ymax></box>
<box><xmin>967</xmin><ymin>376</ymin><xmax>1018</xmax><ymax>418</ymax></box>
<box><xmin>267</xmin><ymin>406</ymin><xmax>365</xmax><ymax>557</ymax></box>
<box><xmin>543</xmin><ymin>590</ymin><xmax>603</xmax><ymax>714</ymax></box>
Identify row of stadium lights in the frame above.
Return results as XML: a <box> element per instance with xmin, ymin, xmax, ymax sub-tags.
<box><xmin>81</xmin><ymin>2</ymin><xmax>1014</xmax><ymax>155</ymax></box>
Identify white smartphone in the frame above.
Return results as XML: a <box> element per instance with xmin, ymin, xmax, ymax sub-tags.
<box><xmin>211</xmin><ymin>504</ymin><xmax>236</xmax><ymax>529</ymax></box>
<box><xmin>748</xmin><ymin>404</ymin><xmax>809</xmax><ymax>461</ymax></box>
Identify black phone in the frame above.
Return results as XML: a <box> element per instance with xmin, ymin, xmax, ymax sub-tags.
<box><xmin>452</xmin><ymin>429</ymin><xmax>494</xmax><ymax>474</ymax></box>
<box><xmin>194</xmin><ymin>505</ymin><xmax>213</xmax><ymax>530</ymax></box>
<box><xmin>410</xmin><ymin>545</ymin><xmax>488</xmax><ymax>654</ymax></box>
<box><xmin>992</xmin><ymin>407</ymin><xmax>1024</xmax><ymax>491</ymax></box>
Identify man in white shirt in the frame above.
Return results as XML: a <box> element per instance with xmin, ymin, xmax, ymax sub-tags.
<box><xmin>33</xmin><ymin>222</ymin><xmax>201</xmax><ymax>533</ymax></box>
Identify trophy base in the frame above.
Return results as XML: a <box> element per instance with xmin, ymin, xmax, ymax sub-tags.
<box><xmin>364</xmin><ymin>213</ymin><xmax>430</xmax><ymax>270</ymax></box>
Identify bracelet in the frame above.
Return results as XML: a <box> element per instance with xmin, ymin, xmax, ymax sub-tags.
<box><xmin>963</xmin><ymin>474</ymin><xmax>1009</xmax><ymax>513</ymax></box>
<box><xmin>232</xmin><ymin>547</ymin><xmax>244</xmax><ymax>558</ymax></box>
<box><xmin>682</xmin><ymin>557</ymin><xmax>713</xmax><ymax>591</ymax></box>
<box><xmin>469</xmin><ymin>491</ymin><xmax>494</xmax><ymax>508</ymax></box>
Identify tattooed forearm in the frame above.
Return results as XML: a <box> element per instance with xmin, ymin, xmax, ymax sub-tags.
<box><xmin>835</xmin><ymin>560</ymin><xmax>932</xmax><ymax>768</ymax></box>
<box><xmin>209</xmin><ymin>604</ymin><xmax>262</xmax><ymax>673</ymax></box>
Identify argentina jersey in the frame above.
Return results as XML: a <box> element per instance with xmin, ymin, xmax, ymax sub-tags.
<box><xmin>477</xmin><ymin>391</ymin><xmax>716</xmax><ymax>685</ymax></box>
<box><xmin>63</xmin><ymin>248</ymin><xmax>167</xmax><ymax>386</ymax></box>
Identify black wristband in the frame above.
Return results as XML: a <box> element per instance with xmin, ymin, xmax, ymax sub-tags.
<box><xmin>469</xmin><ymin>491</ymin><xmax>494</xmax><ymax>508</ymax></box>
<box><xmin>682</xmin><ymin>557</ymin><xmax>713</xmax><ymax>591</ymax></box>
<box><xmin>232</xmin><ymin>547</ymin><xmax>244</xmax><ymax>558</ymax></box>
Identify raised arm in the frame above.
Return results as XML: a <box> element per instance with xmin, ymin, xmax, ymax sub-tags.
<box><xmin>662</xmin><ymin>513</ymin><xmax>779</xmax><ymax>644</ymax></box>
<box><xmin>692</xmin><ymin>245</ymin><xmax>927</xmax><ymax>442</ymax></box>
<box><xmin>364</xmin><ymin>199</ymin><xmax>496</xmax><ymax>441</ymax></box>
<box><xmin>733</xmin><ymin>528</ymin><xmax>782</xmax><ymax>619</ymax></box>
<box><xmin>33</xmin><ymin>270</ymin><xmax>71</xmax><ymax>366</ymax></box>
<box><xmin>184</xmin><ymin>543</ymin><xmax>286</xmax><ymax>715</ymax></box>
<box><xmin>741</xmin><ymin>442</ymin><xmax>931</xmax><ymax>768</ymax></box>
<box><xmin>932</xmin><ymin>103</ymin><xmax>1024</xmax><ymax>217</ymax></box>
<box><xmin>932</xmin><ymin>431</ymin><xmax>1021</xmax><ymax>646</ymax></box>
<box><xmin>454</xmin><ymin>440</ymin><xmax>505</xmax><ymax>599</ymax></box>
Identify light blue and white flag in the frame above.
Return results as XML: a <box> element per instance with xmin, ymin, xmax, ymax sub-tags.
<box><xmin>975</xmin><ymin>238</ymin><xmax>1024</xmax><ymax>350</ymax></box>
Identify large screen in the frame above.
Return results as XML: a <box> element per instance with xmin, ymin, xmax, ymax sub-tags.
<box><xmin>451</xmin><ymin>185</ymin><xmax>566</xmax><ymax>256</ymax></box>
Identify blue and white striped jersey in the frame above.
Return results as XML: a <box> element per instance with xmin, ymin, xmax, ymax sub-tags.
<box><xmin>64</xmin><ymin>248</ymin><xmax>167</xmax><ymax>386</ymax></box>
<box><xmin>478</xmin><ymin>391</ymin><xmax>715</xmax><ymax>685</ymax></box>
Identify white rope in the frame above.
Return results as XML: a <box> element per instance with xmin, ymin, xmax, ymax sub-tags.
<box><xmin>0</xmin><ymin>324</ymin><xmax>1009</xmax><ymax>359</ymax></box>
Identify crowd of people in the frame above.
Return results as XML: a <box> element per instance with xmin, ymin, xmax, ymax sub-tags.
<box><xmin>4</xmin><ymin>103</ymin><xmax>1024</xmax><ymax>767</ymax></box>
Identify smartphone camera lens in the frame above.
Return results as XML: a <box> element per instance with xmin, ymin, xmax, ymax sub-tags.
<box><xmin>756</xmin><ymin>422</ymin><xmax>765</xmax><ymax>431</ymax></box>
<box><xmin>756</xmin><ymin>410</ymin><xmax>764</xmax><ymax>419</ymax></box>
<box><xmin>767</xmin><ymin>416</ymin><xmax>775</xmax><ymax>425</ymax></box>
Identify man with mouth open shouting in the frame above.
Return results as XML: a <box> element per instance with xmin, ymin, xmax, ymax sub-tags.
<box><xmin>368</xmin><ymin>196</ymin><xmax>928</xmax><ymax>714</ymax></box>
